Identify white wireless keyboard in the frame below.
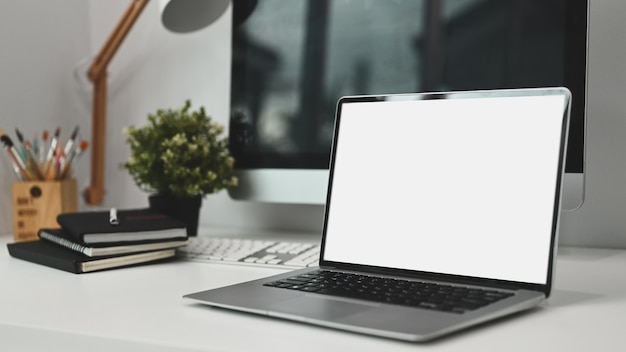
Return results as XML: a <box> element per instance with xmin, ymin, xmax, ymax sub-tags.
<box><xmin>178</xmin><ymin>237</ymin><xmax>321</xmax><ymax>269</ymax></box>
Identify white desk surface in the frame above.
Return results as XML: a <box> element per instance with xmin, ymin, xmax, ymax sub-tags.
<box><xmin>1</xmin><ymin>228</ymin><xmax>625</xmax><ymax>352</ymax></box>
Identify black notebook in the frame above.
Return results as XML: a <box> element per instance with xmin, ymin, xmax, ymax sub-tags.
<box><xmin>7</xmin><ymin>240</ymin><xmax>176</xmax><ymax>274</ymax></box>
<box><xmin>38</xmin><ymin>228</ymin><xmax>188</xmax><ymax>257</ymax></box>
<box><xmin>56</xmin><ymin>208</ymin><xmax>187</xmax><ymax>245</ymax></box>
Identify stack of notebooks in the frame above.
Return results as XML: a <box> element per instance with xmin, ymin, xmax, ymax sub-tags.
<box><xmin>7</xmin><ymin>208</ymin><xmax>188</xmax><ymax>273</ymax></box>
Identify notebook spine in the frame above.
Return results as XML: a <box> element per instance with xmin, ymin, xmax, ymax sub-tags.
<box><xmin>39</xmin><ymin>231</ymin><xmax>91</xmax><ymax>256</ymax></box>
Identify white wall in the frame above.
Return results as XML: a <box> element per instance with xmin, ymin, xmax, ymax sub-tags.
<box><xmin>0</xmin><ymin>0</ymin><xmax>90</xmax><ymax>234</ymax></box>
<box><xmin>2</xmin><ymin>0</ymin><xmax>626</xmax><ymax>248</ymax></box>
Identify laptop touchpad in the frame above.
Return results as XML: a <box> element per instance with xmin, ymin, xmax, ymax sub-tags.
<box><xmin>270</xmin><ymin>296</ymin><xmax>378</xmax><ymax>321</ymax></box>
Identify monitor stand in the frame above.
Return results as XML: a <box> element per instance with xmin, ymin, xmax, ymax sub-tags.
<box><xmin>561</xmin><ymin>173</ymin><xmax>585</xmax><ymax>211</ymax></box>
<box><xmin>228</xmin><ymin>169</ymin><xmax>329</xmax><ymax>205</ymax></box>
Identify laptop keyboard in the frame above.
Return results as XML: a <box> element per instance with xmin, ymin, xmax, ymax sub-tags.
<box><xmin>264</xmin><ymin>270</ymin><xmax>514</xmax><ymax>314</ymax></box>
<box><xmin>178</xmin><ymin>237</ymin><xmax>320</xmax><ymax>269</ymax></box>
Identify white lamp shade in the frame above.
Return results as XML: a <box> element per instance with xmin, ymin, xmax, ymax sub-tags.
<box><xmin>160</xmin><ymin>0</ymin><xmax>230</xmax><ymax>33</ymax></box>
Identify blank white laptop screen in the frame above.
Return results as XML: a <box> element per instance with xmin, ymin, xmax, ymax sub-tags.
<box><xmin>323</xmin><ymin>93</ymin><xmax>568</xmax><ymax>285</ymax></box>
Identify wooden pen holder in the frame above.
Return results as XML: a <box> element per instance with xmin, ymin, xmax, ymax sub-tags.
<box><xmin>11</xmin><ymin>179</ymin><xmax>78</xmax><ymax>242</ymax></box>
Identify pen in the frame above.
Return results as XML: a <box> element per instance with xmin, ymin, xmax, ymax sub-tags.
<box><xmin>109</xmin><ymin>208</ymin><xmax>119</xmax><ymax>225</ymax></box>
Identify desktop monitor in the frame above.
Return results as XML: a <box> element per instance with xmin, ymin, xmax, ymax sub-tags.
<box><xmin>228</xmin><ymin>0</ymin><xmax>588</xmax><ymax>210</ymax></box>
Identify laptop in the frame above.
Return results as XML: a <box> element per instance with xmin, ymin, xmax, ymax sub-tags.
<box><xmin>184</xmin><ymin>87</ymin><xmax>572</xmax><ymax>342</ymax></box>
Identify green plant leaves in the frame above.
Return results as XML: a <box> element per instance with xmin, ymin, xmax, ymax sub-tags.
<box><xmin>121</xmin><ymin>100</ymin><xmax>237</xmax><ymax>197</ymax></box>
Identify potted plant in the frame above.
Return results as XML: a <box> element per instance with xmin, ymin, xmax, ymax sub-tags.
<box><xmin>121</xmin><ymin>100</ymin><xmax>238</xmax><ymax>236</ymax></box>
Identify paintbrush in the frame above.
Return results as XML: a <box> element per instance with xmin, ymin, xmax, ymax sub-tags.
<box><xmin>32</xmin><ymin>135</ymin><xmax>39</xmax><ymax>161</ymax></box>
<box><xmin>40</xmin><ymin>129</ymin><xmax>49</xmax><ymax>164</ymax></box>
<box><xmin>43</xmin><ymin>127</ymin><xmax>60</xmax><ymax>180</ymax></box>
<box><xmin>1</xmin><ymin>134</ymin><xmax>30</xmax><ymax>181</ymax></box>
<box><xmin>15</xmin><ymin>128</ymin><xmax>45</xmax><ymax>180</ymax></box>
<box><xmin>14</xmin><ymin>128</ymin><xmax>28</xmax><ymax>161</ymax></box>
<box><xmin>59</xmin><ymin>139</ymin><xmax>89</xmax><ymax>179</ymax></box>
<box><xmin>63</xmin><ymin>125</ymin><xmax>79</xmax><ymax>156</ymax></box>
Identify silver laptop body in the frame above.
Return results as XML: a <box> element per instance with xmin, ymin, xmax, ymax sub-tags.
<box><xmin>184</xmin><ymin>87</ymin><xmax>572</xmax><ymax>342</ymax></box>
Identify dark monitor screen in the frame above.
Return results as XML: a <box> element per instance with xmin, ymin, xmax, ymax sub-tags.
<box><xmin>229</xmin><ymin>0</ymin><xmax>588</xmax><ymax>174</ymax></box>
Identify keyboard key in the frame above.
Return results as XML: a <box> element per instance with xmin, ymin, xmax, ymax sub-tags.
<box><xmin>179</xmin><ymin>237</ymin><xmax>320</xmax><ymax>269</ymax></box>
<box><xmin>264</xmin><ymin>270</ymin><xmax>515</xmax><ymax>314</ymax></box>
<box><xmin>284</xmin><ymin>247</ymin><xmax>321</xmax><ymax>267</ymax></box>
